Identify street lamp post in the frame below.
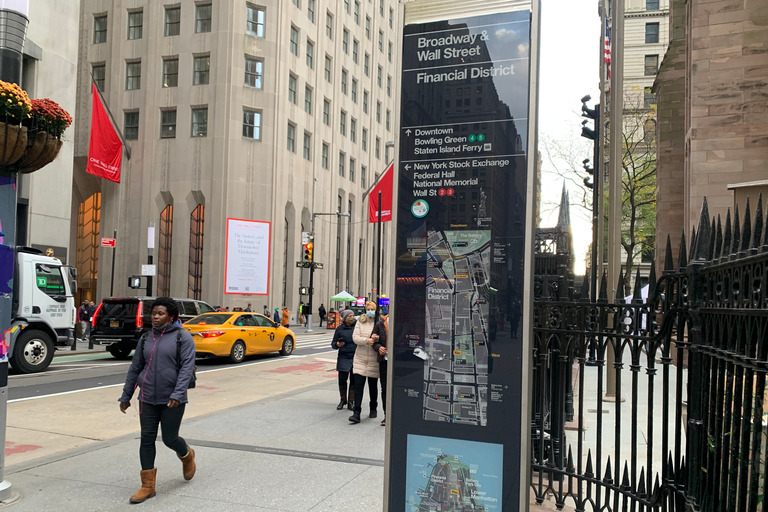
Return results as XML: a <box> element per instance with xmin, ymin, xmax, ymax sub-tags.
<box><xmin>307</xmin><ymin>211</ymin><xmax>350</xmax><ymax>332</ymax></box>
<box><xmin>146</xmin><ymin>222</ymin><xmax>154</xmax><ymax>297</ymax></box>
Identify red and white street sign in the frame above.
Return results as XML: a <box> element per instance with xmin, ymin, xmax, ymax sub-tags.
<box><xmin>101</xmin><ymin>238</ymin><xmax>116</xmax><ymax>247</ymax></box>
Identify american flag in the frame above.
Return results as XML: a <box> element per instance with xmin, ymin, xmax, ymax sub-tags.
<box><xmin>604</xmin><ymin>17</ymin><xmax>612</xmax><ymax>80</ymax></box>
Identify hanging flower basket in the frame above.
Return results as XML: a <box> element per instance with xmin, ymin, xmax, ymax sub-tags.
<box><xmin>0</xmin><ymin>122</ymin><xmax>27</xmax><ymax>166</ymax></box>
<box><xmin>16</xmin><ymin>128</ymin><xmax>62</xmax><ymax>174</ymax></box>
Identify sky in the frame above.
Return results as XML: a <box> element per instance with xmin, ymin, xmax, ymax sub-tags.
<box><xmin>538</xmin><ymin>0</ymin><xmax>601</xmax><ymax>274</ymax></box>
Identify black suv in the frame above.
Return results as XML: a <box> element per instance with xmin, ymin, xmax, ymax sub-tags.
<box><xmin>89</xmin><ymin>297</ymin><xmax>215</xmax><ymax>358</ymax></box>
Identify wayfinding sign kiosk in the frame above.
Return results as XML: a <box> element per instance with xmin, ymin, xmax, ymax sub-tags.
<box><xmin>386</xmin><ymin>1</ymin><xmax>540</xmax><ymax>510</ymax></box>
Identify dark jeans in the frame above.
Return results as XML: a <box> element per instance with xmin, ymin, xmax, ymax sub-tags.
<box><xmin>319</xmin><ymin>316</ymin><xmax>325</xmax><ymax>326</ymax></box>
<box><xmin>338</xmin><ymin>370</ymin><xmax>356</xmax><ymax>395</ymax></box>
<box><xmin>379</xmin><ymin>360</ymin><xmax>387</xmax><ymax>413</ymax></box>
<box><xmin>353</xmin><ymin>375</ymin><xmax>378</xmax><ymax>413</ymax></box>
<box><xmin>139</xmin><ymin>402</ymin><xmax>188</xmax><ymax>470</ymax></box>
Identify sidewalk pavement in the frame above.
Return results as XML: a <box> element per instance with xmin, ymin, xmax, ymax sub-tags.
<box><xmin>4</xmin><ymin>380</ymin><xmax>386</xmax><ymax>511</ymax></box>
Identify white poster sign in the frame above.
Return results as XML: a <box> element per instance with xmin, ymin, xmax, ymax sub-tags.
<box><xmin>224</xmin><ymin>218</ymin><xmax>271</xmax><ymax>295</ymax></box>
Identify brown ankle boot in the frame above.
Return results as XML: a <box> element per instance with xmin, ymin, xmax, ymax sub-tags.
<box><xmin>129</xmin><ymin>468</ymin><xmax>156</xmax><ymax>503</ymax></box>
<box><xmin>178</xmin><ymin>447</ymin><xmax>196</xmax><ymax>481</ymax></box>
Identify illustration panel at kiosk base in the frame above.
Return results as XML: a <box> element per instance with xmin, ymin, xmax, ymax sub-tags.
<box><xmin>424</xmin><ymin>230</ymin><xmax>491</xmax><ymax>426</ymax></box>
<box><xmin>406</xmin><ymin>434</ymin><xmax>502</xmax><ymax>512</ymax></box>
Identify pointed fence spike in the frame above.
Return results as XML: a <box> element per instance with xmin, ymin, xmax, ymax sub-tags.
<box><xmin>599</xmin><ymin>271</ymin><xmax>608</xmax><ymax>302</ymax></box>
<box><xmin>732</xmin><ymin>206</ymin><xmax>741</xmax><ymax>256</ymax></box>
<box><xmin>714</xmin><ymin>215</ymin><xmax>723</xmax><ymax>260</ymax></box>
<box><xmin>638</xmin><ymin>467</ymin><xmax>647</xmax><ymax>495</ymax></box>
<box><xmin>695</xmin><ymin>200</ymin><xmax>712</xmax><ymax>260</ymax></box>
<box><xmin>679</xmin><ymin>229</ymin><xmax>688</xmax><ymax>268</ymax></box>
<box><xmin>648</xmin><ymin>258</ymin><xmax>657</xmax><ymax>297</ymax></box>
<box><xmin>751</xmin><ymin>193</ymin><xmax>762</xmax><ymax>252</ymax></box>
<box><xmin>566</xmin><ymin>447</ymin><xmax>575</xmax><ymax>473</ymax></box>
<box><xmin>585</xmin><ymin>450</ymin><xmax>594</xmax><ymax>477</ymax></box>
<box><xmin>689</xmin><ymin>226</ymin><xmax>698</xmax><ymax>262</ymax></box>
<box><xmin>621</xmin><ymin>462</ymin><xmax>631</xmax><ymax>489</ymax></box>
<box><xmin>633</xmin><ymin>268</ymin><xmax>643</xmax><ymax>302</ymax></box>
<box><xmin>664</xmin><ymin>235</ymin><xmax>674</xmax><ymax>271</ymax></box>
<box><xmin>653</xmin><ymin>474</ymin><xmax>661</xmax><ymax>497</ymax></box>
<box><xmin>616</xmin><ymin>270</ymin><xmax>626</xmax><ymax>301</ymax></box>
<box><xmin>723</xmin><ymin>209</ymin><xmax>732</xmax><ymax>261</ymax></box>
<box><xmin>667</xmin><ymin>451</ymin><xmax>674</xmax><ymax>473</ymax></box>
<box><xmin>603</xmin><ymin>457</ymin><xmax>613</xmax><ymax>483</ymax></box>
<box><xmin>741</xmin><ymin>197</ymin><xmax>752</xmax><ymax>253</ymax></box>
<box><xmin>709</xmin><ymin>218</ymin><xmax>716</xmax><ymax>260</ymax></box>
<box><xmin>580</xmin><ymin>273</ymin><xmax>590</xmax><ymax>301</ymax></box>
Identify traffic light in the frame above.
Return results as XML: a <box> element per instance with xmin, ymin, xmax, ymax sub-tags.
<box><xmin>303</xmin><ymin>242</ymin><xmax>314</xmax><ymax>262</ymax></box>
<box><xmin>583</xmin><ymin>158</ymin><xmax>594</xmax><ymax>189</ymax></box>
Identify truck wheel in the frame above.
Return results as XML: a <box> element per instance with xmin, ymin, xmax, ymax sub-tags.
<box><xmin>108</xmin><ymin>344</ymin><xmax>133</xmax><ymax>359</ymax></box>
<box><xmin>10</xmin><ymin>330</ymin><xmax>55</xmax><ymax>374</ymax></box>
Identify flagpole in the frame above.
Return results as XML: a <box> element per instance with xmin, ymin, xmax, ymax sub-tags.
<box><xmin>376</xmin><ymin>190</ymin><xmax>382</xmax><ymax>322</ymax></box>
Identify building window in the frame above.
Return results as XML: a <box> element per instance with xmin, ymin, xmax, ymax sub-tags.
<box><xmin>323</xmin><ymin>99</ymin><xmax>331</xmax><ymax>125</ymax></box>
<box><xmin>644</xmin><ymin>87</ymin><xmax>657</xmax><ymax>109</ymax></box>
<box><xmin>646</xmin><ymin>0</ymin><xmax>659</xmax><ymax>10</ymax></box>
<box><xmin>188</xmin><ymin>204</ymin><xmax>205</xmax><ymax>300</ymax></box>
<box><xmin>351</xmin><ymin>79</ymin><xmax>358</xmax><ymax>103</ymax></box>
<box><xmin>387</xmin><ymin>75</ymin><xmax>391</xmax><ymax>97</ymax></box>
<box><xmin>127</xmin><ymin>10</ymin><xmax>143</xmax><ymax>40</ymax></box>
<box><xmin>339</xmin><ymin>152</ymin><xmax>345</xmax><ymax>177</ymax></box>
<box><xmin>162</xmin><ymin>58</ymin><xmax>178</xmax><ymax>88</ymax></box>
<box><xmin>246</xmin><ymin>4</ymin><xmax>265</xmax><ymax>37</ymax></box>
<box><xmin>343</xmin><ymin>29</ymin><xmax>349</xmax><ymax>53</ymax></box>
<box><xmin>378</xmin><ymin>30</ymin><xmax>383</xmax><ymax>52</ymax></box>
<box><xmin>126</xmin><ymin>60</ymin><xmax>141</xmax><ymax>90</ymax></box>
<box><xmin>92</xmin><ymin>64</ymin><xmax>105</xmax><ymax>91</ymax></box>
<box><xmin>157</xmin><ymin>205</ymin><xmax>173</xmax><ymax>297</ymax></box>
<box><xmin>288</xmin><ymin>74</ymin><xmax>297</xmax><ymax>104</ymax></box>
<box><xmin>124</xmin><ymin>111</ymin><xmax>139</xmax><ymax>140</ymax></box>
<box><xmin>341</xmin><ymin>69</ymin><xmax>348</xmax><ymax>94</ymax></box>
<box><xmin>349</xmin><ymin>158</ymin><xmax>356</xmax><ymax>182</ymax></box>
<box><xmin>324</xmin><ymin>55</ymin><xmax>332</xmax><ymax>82</ymax></box>
<box><xmin>376</xmin><ymin>101</ymin><xmax>381</xmax><ymax>123</ymax></box>
<box><xmin>305</xmin><ymin>86</ymin><xmax>313</xmax><ymax>114</ymax></box>
<box><xmin>94</xmin><ymin>14</ymin><xmax>107</xmax><ymax>44</ymax></box>
<box><xmin>165</xmin><ymin>7</ymin><xmax>180</xmax><ymax>36</ymax></box>
<box><xmin>364</xmin><ymin>53</ymin><xmax>370</xmax><ymax>76</ymax></box>
<box><xmin>196</xmin><ymin>4</ymin><xmax>212</xmax><ymax>33</ymax></box>
<box><xmin>191</xmin><ymin>107</ymin><xmax>208</xmax><ymax>137</ymax></box>
<box><xmin>350</xmin><ymin>118</ymin><xmax>357</xmax><ymax>142</ymax></box>
<box><xmin>326</xmin><ymin>12</ymin><xmax>333</xmax><ymax>39</ymax></box>
<box><xmin>389</xmin><ymin>7</ymin><xmax>394</xmax><ymax>28</ymax></box>
<box><xmin>244</xmin><ymin>57</ymin><xmax>264</xmax><ymax>88</ymax></box>
<box><xmin>361</xmin><ymin>165</ymin><xmax>367</xmax><ymax>188</ymax></box>
<box><xmin>644</xmin><ymin>54</ymin><xmax>659</xmax><ymax>75</ymax></box>
<box><xmin>287</xmin><ymin>122</ymin><xmax>296</xmax><ymax>152</ymax></box>
<box><xmin>375</xmin><ymin>137</ymin><xmax>380</xmax><ymax>159</ymax></box>
<box><xmin>362</xmin><ymin>128</ymin><xmax>368</xmax><ymax>151</ymax></box>
<box><xmin>350</xmin><ymin>40</ymin><xmax>358</xmax><ymax>64</ymax></box>
<box><xmin>243</xmin><ymin>109</ymin><xmax>262</xmax><ymax>139</ymax></box>
<box><xmin>306</xmin><ymin>40</ymin><xmax>314</xmax><ymax>68</ymax></box>
<box><xmin>377</xmin><ymin>66</ymin><xmax>382</xmax><ymax>87</ymax></box>
<box><xmin>161</xmin><ymin>109</ymin><xmax>177</xmax><ymax>138</ymax></box>
<box><xmin>193</xmin><ymin>55</ymin><xmax>210</xmax><ymax>85</ymax></box>
<box><xmin>292</xmin><ymin>0</ymin><xmax>301</xmax><ymax>7</ymax></box>
<box><xmin>303</xmin><ymin>132</ymin><xmax>312</xmax><ymax>160</ymax></box>
<box><xmin>365</xmin><ymin>16</ymin><xmax>371</xmax><ymax>39</ymax></box>
<box><xmin>363</xmin><ymin>90</ymin><xmax>369</xmax><ymax>113</ymax></box>
<box><xmin>307</xmin><ymin>0</ymin><xmax>315</xmax><ymax>22</ymax></box>
<box><xmin>386</xmin><ymin>109</ymin><xmax>391</xmax><ymax>131</ymax></box>
<box><xmin>379</xmin><ymin>0</ymin><xmax>384</xmax><ymax>17</ymax></box>
<box><xmin>340</xmin><ymin>110</ymin><xmax>347</xmax><ymax>136</ymax></box>
<box><xmin>344</xmin><ymin>0</ymin><xmax>350</xmax><ymax>13</ymax></box>
<box><xmin>645</xmin><ymin>23</ymin><xmax>659</xmax><ymax>44</ymax></box>
<box><xmin>322</xmin><ymin>142</ymin><xmax>329</xmax><ymax>169</ymax></box>
<box><xmin>290</xmin><ymin>25</ymin><xmax>299</xmax><ymax>55</ymax></box>
<box><xmin>388</xmin><ymin>42</ymin><xmax>393</xmax><ymax>62</ymax></box>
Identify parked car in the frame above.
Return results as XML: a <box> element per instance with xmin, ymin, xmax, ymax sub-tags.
<box><xmin>183</xmin><ymin>312</ymin><xmax>295</xmax><ymax>363</ymax></box>
<box><xmin>89</xmin><ymin>297</ymin><xmax>215</xmax><ymax>359</ymax></box>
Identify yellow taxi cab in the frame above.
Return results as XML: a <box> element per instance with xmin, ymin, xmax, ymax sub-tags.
<box><xmin>183</xmin><ymin>312</ymin><xmax>295</xmax><ymax>363</ymax></box>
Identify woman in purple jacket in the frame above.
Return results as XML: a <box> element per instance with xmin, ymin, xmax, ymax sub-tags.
<box><xmin>119</xmin><ymin>297</ymin><xmax>196</xmax><ymax>504</ymax></box>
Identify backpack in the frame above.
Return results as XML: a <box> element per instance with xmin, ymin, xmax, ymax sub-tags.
<box><xmin>139</xmin><ymin>330</ymin><xmax>197</xmax><ymax>389</ymax></box>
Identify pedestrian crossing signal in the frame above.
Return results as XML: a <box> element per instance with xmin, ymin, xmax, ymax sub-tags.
<box><xmin>303</xmin><ymin>242</ymin><xmax>313</xmax><ymax>262</ymax></box>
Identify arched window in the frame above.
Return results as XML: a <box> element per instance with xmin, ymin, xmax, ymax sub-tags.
<box><xmin>188</xmin><ymin>204</ymin><xmax>204</xmax><ymax>299</ymax></box>
<box><xmin>157</xmin><ymin>205</ymin><xmax>173</xmax><ymax>296</ymax></box>
<box><xmin>76</xmin><ymin>192</ymin><xmax>101</xmax><ymax>301</ymax></box>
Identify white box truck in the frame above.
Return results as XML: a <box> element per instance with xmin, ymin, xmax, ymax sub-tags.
<box><xmin>7</xmin><ymin>247</ymin><xmax>77</xmax><ymax>373</ymax></box>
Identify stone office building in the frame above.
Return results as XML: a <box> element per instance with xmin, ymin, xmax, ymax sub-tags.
<box><xmin>72</xmin><ymin>0</ymin><xmax>401</xmax><ymax>313</ymax></box>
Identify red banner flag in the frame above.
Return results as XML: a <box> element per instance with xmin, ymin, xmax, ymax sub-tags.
<box><xmin>368</xmin><ymin>163</ymin><xmax>394</xmax><ymax>223</ymax></box>
<box><xmin>86</xmin><ymin>83</ymin><xmax>123</xmax><ymax>183</ymax></box>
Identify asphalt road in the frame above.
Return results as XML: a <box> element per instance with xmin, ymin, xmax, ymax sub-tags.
<box><xmin>8</xmin><ymin>332</ymin><xmax>336</xmax><ymax>402</ymax></box>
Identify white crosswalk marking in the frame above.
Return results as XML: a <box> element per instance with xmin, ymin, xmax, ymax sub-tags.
<box><xmin>294</xmin><ymin>336</ymin><xmax>335</xmax><ymax>351</ymax></box>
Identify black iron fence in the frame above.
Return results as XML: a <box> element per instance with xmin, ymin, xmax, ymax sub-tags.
<box><xmin>531</xmin><ymin>197</ymin><xmax>768</xmax><ymax>512</ymax></box>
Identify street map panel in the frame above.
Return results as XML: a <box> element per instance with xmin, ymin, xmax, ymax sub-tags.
<box><xmin>423</xmin><ymin>230</ymin><xmax>491</xmax><ymax>426</ymax></box>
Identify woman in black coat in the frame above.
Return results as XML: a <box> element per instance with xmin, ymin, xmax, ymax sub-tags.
<box><xmin>332</xmin><ymin>310</ymin><xmax>357</xmax><ymax>410</ymax></box>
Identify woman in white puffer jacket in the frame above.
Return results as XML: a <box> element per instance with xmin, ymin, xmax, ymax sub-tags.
<box><xmin>349</xmin><ymin>301</ymin><xmax>380</xmax><ymax>424</ymax></box>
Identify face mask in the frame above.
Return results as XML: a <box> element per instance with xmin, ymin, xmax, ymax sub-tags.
<box><xmin>366</xmin><ymin>311</ymin><xmax>375</xmax><ymax>318</ymax></box>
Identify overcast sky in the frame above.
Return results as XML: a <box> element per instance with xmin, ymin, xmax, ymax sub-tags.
<box><xmin>538</xmin><ymin>0</ymin><xmax>601</xmax><ymax>274</ymax></box>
